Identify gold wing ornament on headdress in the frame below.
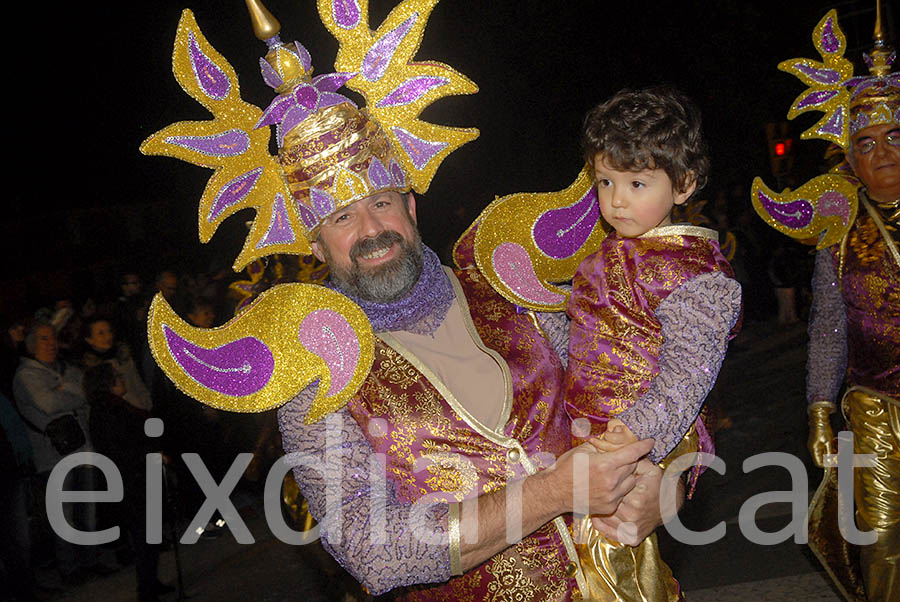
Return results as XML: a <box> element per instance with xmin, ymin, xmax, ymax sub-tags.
<box><xmin>140</xmin><ymin>10</ymin><xmax>374</xmax><ymax>422</ymax></box>
<box><xmin>454</xmin><ymin>166</ymin><xmax>608</xmax><ymax>312</ymax></box>
<box><xmin>141</xmin><ymin>10</ymin><xmax>312</xmax><ymax>270</ymax></box>
<box><xmin>753</xmin><ymin>10</ymin><xmax>861</xmax><ymax>248</ymax></box>
<box><xmin>148</xmin><ymin>282</ymin><xmax>373</xmax><ymax>423</ymax></box>
<box><xmin>317</xmin><ymin>0</ymin><xmax>479</xmax><ymax>193</ymax></box>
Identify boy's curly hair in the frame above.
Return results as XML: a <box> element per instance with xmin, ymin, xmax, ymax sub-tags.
<box><xmin>582</xmin><ymin>86</ymin><xmax>709</xmax><ymax>197</ymax></box>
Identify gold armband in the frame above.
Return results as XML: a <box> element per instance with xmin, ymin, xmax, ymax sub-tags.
<box><xmin>449</xmin><ymin>503</ymin><xmax>462</xmax><ymax>576</ymax></box>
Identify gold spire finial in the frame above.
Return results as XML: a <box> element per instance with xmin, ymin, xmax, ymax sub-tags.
<box><xmin>867</xmin><ymin>0</ymin><xmax>893</xmax><ymax>77</ymax></box>
<box><xmin>245</xmin><ymin>0</ymin><xmax>281</xmax><ymax>41</ymax></box>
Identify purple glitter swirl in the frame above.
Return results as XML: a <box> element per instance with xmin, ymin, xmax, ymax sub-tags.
<box><xmin>532</xmin><ymin>187</ymin><xmax>600</xmax><ymax>259</ymax></box>
<box><xmin>188</xmin><ymin>32</ymin><xmax>230</xmax><ymax>101</ymax></box>
<box><xmin>794</xmin><ymin>63</ymin><xmax>841</xmax><ymax>85</ymax></box>
<box><xmin>362</xmin><ymin>13</ymin><xmax>417</xmax><ymax>82</ymax></box>
<box><xmin>367</xmin><ymin>157</ymin><xmax>391</xmax><ymax>189</ymax></box>
<box><xmin>209</xmin><ymin>167</ymin><xmax>263</xmax><ymax>221</ymax></box>
<box><xmin>311</xmin><ymin>187</ymin><xmax>337</xmax><ymax>219</ymax></box>
<box><xmin>818</xmin><ymin>107</ymin><xmax>845</xmax><ymax>136</ymax></box>
<box><xmin>332</xmin><ymin>0</ymin><xmax>361</xmax><ymax>29</ymax></box>
<box><xmin>757</xmin><ymin>190</ymin><xmax>813</xmax><ymax>229</ymax></box>
<box><xmin>388</xmin><ymin>160</ymin><xmax>407</xmax><ymax>188</ymax></box>
<box><xmin>297</xmin><ymin>202</ymin><xmax>320</xmax><ymax>230</ymax></box>
<box><xmin>162</xmin><ymin>325</ymin><xmax>273</xmax><ymax>396</ymax></box>
<box><xmin>260</xmin><ymin>58</ymin><xmax>284</xmax><ymax>89</ymax></box>
<box><xmin>165</xmin><ymin>129</ymin><xmax>250</xmax><ymax>157</ymax></box>
<box><xmin>256</xmin><ymin>193</ymin><xmax>296</xmax><ymax>248</ymax></box>
<box><xmin>391</xmin><ymin>127</ymin><xmax>447</xmax><ymax>170</ymax></box>
<box><xmin>820</xmin><ymin>17</ymin><xmax>840</xmax><ymax>54</ymax></box>
<box><xmin>376</xmin><ymin>77</ymin><xmax>448</xmax><ymax>108</ymax></box>
<box><xmin>795</xmin><ymin>90</ymin><xmax>839</xmax><ymax>110</ymax></box>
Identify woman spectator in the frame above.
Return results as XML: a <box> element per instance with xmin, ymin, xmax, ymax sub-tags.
<box><xmin>80</xmin><ymin>317</ymin><xmax>152</xmax><ymax>411</ymax></box>
<box><xmin>13</xmin><ymin>322</ymin><xmax>110</xmax><ymax>586</ymax></box>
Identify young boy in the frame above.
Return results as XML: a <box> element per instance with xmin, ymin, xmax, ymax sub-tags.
<box><xmin>565</xmin><ymin>87</ymin><xmax>742</xmax><ymax>601</ymax></box>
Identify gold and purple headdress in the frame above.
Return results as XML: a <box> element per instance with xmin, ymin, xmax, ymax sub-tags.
<box><xmin>753</xmin><ymin>7</ymin><xmax>899</xmax><ymax>248</ymax></box>
<box><xmin>140</xmin><ymin>0</ymin><xmax>478</xmax><ymax>422</ymax></box>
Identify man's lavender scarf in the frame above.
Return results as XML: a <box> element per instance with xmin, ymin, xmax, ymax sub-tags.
<box><xmin>326</xmin><ymin>244</ymin><xmax>454</xmax><ymax>335</ymax></box>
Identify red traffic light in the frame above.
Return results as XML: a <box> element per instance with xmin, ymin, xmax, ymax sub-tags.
<box><xmin>774</xmin><ymin>142</ymin><xmax>786</xmax><ymax>156</ymax></box>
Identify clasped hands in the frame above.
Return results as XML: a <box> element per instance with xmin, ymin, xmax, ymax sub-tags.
<box><xmin>556</xmin><ymin>418</ymin><xmax>675</xmax><ymax>546</ymax></box>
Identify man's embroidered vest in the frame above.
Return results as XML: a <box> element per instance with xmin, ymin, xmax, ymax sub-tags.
<box><xmin>832</xmin><ymin>210</ymin><xmax>900</xmax><ymax>398</ymax></box>
<box><xmin>347</xmin><ymin>268</ymin><xmax>584</xmax><ymax>601</ymax></box>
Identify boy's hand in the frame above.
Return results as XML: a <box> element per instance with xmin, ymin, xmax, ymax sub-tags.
<box><xmin>591</xmin><ymin>418</ymin><xmax>639</xmax><ymax>452</ymax></box>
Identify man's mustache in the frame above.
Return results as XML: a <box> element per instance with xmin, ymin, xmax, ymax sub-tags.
<box><xmin>350</xmin><ymin>231</ymin><xmax>404</xmax><ymax>262</ymax></box>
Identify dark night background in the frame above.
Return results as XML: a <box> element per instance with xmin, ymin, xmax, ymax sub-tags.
<box><xmin>3</xmin><ymin>0</ymin><xmax>895</xmax><ymax>317</ymax></box>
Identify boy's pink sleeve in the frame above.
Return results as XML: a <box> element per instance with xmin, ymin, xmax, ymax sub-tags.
<box><xmin>616</xmin><ymin>271</ymin><xmax>742</xmax><ymax>462</ymax></box>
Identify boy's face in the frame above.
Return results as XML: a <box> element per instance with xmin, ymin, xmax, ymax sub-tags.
<box><xmin>592</xmin><ymin>153</ymin><xmax>695</xmax><ymax>238</ymax></box>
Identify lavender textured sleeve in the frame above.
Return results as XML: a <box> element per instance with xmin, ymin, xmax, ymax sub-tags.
<box><xmin>277</xmin><ymin>386</ymin><xmax>451</xmax><ymax>594</ymax></box>
<box><xmin>535</xmin><ymin>305</ymin><xmax>570</xmax><ymax>368</ymax></box>
<box><xmin>617</xmin><ymin>272</ymin><xmax>742</xmax><ymax>462</ymax></box>
<box><xmin>805</xmin><ymin>249</ymin><xmax>848</xmax><ymax>405</ymax></box>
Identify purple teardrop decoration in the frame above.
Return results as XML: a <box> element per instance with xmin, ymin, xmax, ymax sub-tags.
<box><xmin>362</xmin><ymin>13</ymin><xmax>417</xmax><ymax>82</ymax></box>
<box><xmin>312</xmin><ymin>72</ymin><xmax>356</xmax><ymax>93</ymax></box>
<box><xmin>332</xmin><ymin>0</ymin><xmax>361</xmax><ymax>30</ymax></box>
<box><xmin>256</xmin><ymin>193</ymin><xmax>296</xmax><ymax>248</ymax></box>
<box><xmin>166</xmin><ymin>129</ymin><xmax>250</xmax><ymax>157</ymax></box>
<box><xmin>367</xmin><ymin>157</ymin><xmax>391</xmax><ymax>189</ymax></box>
<box><xmin>376</xmin><ymin>77</ymin><xmax>448</xmax><ymax>108</ymax></box>
<box><xmin>817</xmin><ymin>191</ymin><xmax>850</xmax><ymax>224</ymax></box>
<box><xmin>532</xmin><ymin>187</ymin><xmax>599</xmax><ymax>259</ymax></box>
<box><xmin>163</xmin><ymin>325</ymin><xmax>274</xmax><ymax>396</ymax></box>
<box><xmin>281</xmin><ymin>106</ymin><xmax>313</xmax><ymax>146</ymax></box>
<box><xmin>389</xmin><ymin>159</ymin><xmax>407</xmax><ymax>188</ymax></box>
<box><xmin>260</xmin><ymin>57</ymin><xmax>284</xmax><ymax>90</ymax></box>
<box><xmin>817</xmin><ymin>107</ymin><xmax>845</xmax><ymax>137</ymax></box>
<box><xmin>209</xmin><ymin>167</ymin><xmax>263</xmax><ymax>222</ymax></box>
<box><xmin>757</xmin><ymin>190</ymin><xmax>813</xmax><ymax>229</ymax></box>
<box><xmin>311</xmin><ymin>187</ymin><xmax>337</xmax><ymax>219</ymax></box>
<box><xmin>795</xmin><ymin>90</ymin><xmax>838</xmax><ymax>110</ymax></box>
<box><xmin>318</xmin><ymin>92</ymin><xmax>351</xmax><ymax>110</ymax></box>
<box><xmin>794</xmin><ymin>63</ymin><xmax>840</xmax><ymax>85</ymax></box>
<box><xmin>391</xmin><ymin>127</ymin><xmax>447</xmax><ymax>170</ymax></box>
<box><xmin>820</xmin><ymin>17</ymin><xmax>840</xmax><ymax>54</ymax></box>
<box><xmin>294</xmin><ymin>42</ymin><xmax>312</xmax><ymax>72</ymax></box>
<box><xmin>297</xmin><ymin>309</ymin><xmax>361</xmax><ymax>395</ymax></box>
<box><xmin>297</xmin><ymin>201</ymin><xmax>320</xmax><ymax>230</ymax></box>
<box><xmin>188</xmin><ymin>32</ymin><xmax>231</xmax><ymax>101</ymax></box>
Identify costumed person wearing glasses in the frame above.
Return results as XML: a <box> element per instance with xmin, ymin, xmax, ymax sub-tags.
<box><xmin>752</xmin><ymin>5</ymin><xmax>899</xmax><ymax>600</ymax></box>
<box><xmin>140</xmin><ymin>1</ymin><xmax>674</xmax><ymax>599</ymax></box>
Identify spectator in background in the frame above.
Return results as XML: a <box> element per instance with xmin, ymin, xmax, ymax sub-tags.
<box><xmin>80</xmin><ymin>317</ymin><xmax>152</xmax><ymax>412</ymax></box>
<box><xmin>13</xmin><ymin>322</ymin><xmax>111</xmax><ymax>586</ymax></box>
<box><xmin>154</xmin><ymin>271</ymin><xmax>178</xmax><ymax>304</ymax></box>
<box><xmin>84</xmin><ymin>364</ymin><xmax>171</xmax><ymax>602</ymax></box>
<box><xmin>114</xmin><ymin>272</ymin><xmax>150</xmax><ymax>367</ymax></box>
<box><xmin>0</xmin><ymin>315</ymin><xmax>27</xmax><ymax>400</ymax></box>
<box><xmin>0</xmin><ymin>391</ymin><xmax>37</xmax><ymax>602</ymax></box>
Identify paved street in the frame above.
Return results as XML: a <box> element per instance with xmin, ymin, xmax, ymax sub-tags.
<box><xmin>32</xmin><ymin>317</ymin><xmax>847</xmax><ymax>601</ymax></box>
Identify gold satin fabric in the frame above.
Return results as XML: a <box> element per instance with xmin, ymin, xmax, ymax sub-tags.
<box><xmin>575</xmin><ymin>427</ymin><xmax>699</xmax><ymax>601</ymax></box>
<box><xmin>844</xmin><ymin>388</ymin><xmax>900</xmax><ymax>601</ymax></box>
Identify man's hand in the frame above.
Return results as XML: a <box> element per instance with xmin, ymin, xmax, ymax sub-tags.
<box><xmin>591</xmin><ymin>457</ymin><xmax>683</xmax><ymax>545</ymax></box>
<box><xmin>551</xmin><ymin>438</ymin><xmax>654</xmax><ymax>516</ymax></box>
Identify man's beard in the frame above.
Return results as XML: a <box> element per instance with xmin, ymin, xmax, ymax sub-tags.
<box><xmin>324</xmin><ymin>229</ymin><xmax>424</xmax><ymax>303</ymax></box>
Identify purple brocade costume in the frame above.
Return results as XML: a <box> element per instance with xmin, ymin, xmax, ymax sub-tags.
<box><xmin>563</xmin><ymin>225</ymin><xmax>742</xmax><ymax>602</ymax></box>
<box><xmin>278</xmin><ymin>258</ymin><xmax>586</xmax><ymax>600</ymax></box>
<box><xmin>565</xmin><ymin>225</ymin><xmax>741</xmax><ymax>461</ymax></box>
